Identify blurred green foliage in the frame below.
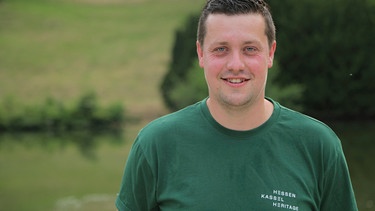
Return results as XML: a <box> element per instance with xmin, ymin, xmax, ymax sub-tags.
<box><xmin>268</xmin><ymin>0</ymin><xmax>375</xmax><ymax>119</ymax></box>
<box><xmin>160</xmin><ymin>14</ymin><xmax>200</xmax><ymax>111</ymax></box>
<box><xmin>169</xmin><ymin>60</ymin><xmax>208</xmax><ymax>109</ymax></box>
<box><xmin>266</xmin><ymin>62</ymin><xmax>305</xmax><ymax>111</ymax></box>
<box><xmin>0</xmin><ymin>92</ymin><xmax>124</xmax><ymax>132</ymax></box>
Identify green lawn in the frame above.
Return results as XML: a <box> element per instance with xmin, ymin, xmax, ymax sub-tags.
<box><xmin>0</xmin><ymin>0</ymin><xmax>204</xmax><ymax>117</ymax></box>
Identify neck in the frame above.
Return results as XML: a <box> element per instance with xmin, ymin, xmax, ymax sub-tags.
<box><xmin>207</xmin><ymin>97</ymin><xmax>274</xmax><ymax>131</ymax></box>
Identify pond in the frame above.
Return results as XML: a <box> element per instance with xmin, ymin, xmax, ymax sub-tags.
<box><xmin>328</xmin><ymin>121</ymin><xmax>375</xmax><ymax>211</ymax></box>
<box><xmin>0</xmin><ymin>121</ymin><xmax>374</xmax><ymax>211</ymax></box>
<box><xmin>0</xmin><ymin>130</ymin><xmax>131</xmax><ymax>211</ymax></box>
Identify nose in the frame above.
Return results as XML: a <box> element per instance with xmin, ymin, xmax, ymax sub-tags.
<box><xmin>226</xmin><ymin>51</ymin><xmax>245</xmax><ymax>72</ymax></box>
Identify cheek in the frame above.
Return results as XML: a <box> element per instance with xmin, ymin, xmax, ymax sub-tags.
<box><xmin>203</xmin><ymin>59</ymin><xmax>222</xmax><ymax>89</ymax></box>
<box><xmin>203</xmin><ymin>67</ymin><xmax>217</xmax><ymax>85</ymax></box>
<box><xmin>248</xmin><ymin>56</ymin><xmax>269</xmax><ymax>75</ymax></box>
<box><xmin>204</xmin><ymin>56</ymin><xmax>226</xmax><ymax>76</ymax></box>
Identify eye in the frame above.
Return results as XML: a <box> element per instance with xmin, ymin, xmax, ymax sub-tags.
<box><xmin>212</xmin><ymin>46</ymin><xmax>228</xmax><ymax>56</ymax></box>
<box><xmin>243</xmin><ymin>46</ymin><xmax>258</xmax><ymax>55</ymax></box>
<box><xmin>245</xmin><ymin>47</ymin><xmax>256</xmax><ymax>52</ymax></box>
<box><xmin>215</xmin><ymin>47</ymin><xmax>226</xmax><ymax>52</ymax></box>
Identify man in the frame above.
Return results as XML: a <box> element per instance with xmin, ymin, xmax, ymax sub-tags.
<box><xmin>116</xmin><ymin>0</ymin><xmax>358</xmax><ymax>210</ymax></box>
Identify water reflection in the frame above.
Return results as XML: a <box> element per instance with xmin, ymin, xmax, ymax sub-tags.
<box><xmin>328</xmin><ymin>121</ymin><xmax>375</xmax><ymax>211</ymax></box>
<box><xmin>54</xmin><ymin>193</ymin><xmax>116</xmax><ymax>211</ymax></box>
<box><xmin>0</xmin><ymin>130</ymin><xmax>124</xmax><ymax>160</ymax></box>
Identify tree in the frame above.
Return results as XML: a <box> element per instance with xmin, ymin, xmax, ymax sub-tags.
<box><xmin>268</xmin><ymin>0</ymin><xmax>375</xmax><ymax>119</ymax></box>
<box><xmin>160</xmin><ymin>14</ymin><xmax>200</xmax><ymax>111</ymax></box>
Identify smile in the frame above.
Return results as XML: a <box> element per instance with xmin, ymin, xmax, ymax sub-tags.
<box><xmin>222</xmin><ymin>78</ymin><xmax>250</xmax><ymax>84</ymax></box>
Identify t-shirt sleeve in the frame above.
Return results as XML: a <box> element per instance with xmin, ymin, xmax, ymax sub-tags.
<box><xmin>115</xmin><ymin>137</ymin><xmax>158</xmax><ymax>211</ymax></box>
<box><xmin>320</xmin><ymin>140</ymin><xmax>358</xmax><ymax>211</ymax></box>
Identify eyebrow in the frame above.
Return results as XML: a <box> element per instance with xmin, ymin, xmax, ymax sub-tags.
<box><xmin>243</xmin><ymin>40</ymin><xmax>262</xmax><ymax>46</ymax></box>
<box><xmin>212</xmin><ymin>40</ymin><xmax>261</xmax><ymax>46</ymax></box>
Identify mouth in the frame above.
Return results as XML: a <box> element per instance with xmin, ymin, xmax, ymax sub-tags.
<box><xmin>222</xmin><ymin>78</ymin><xmax>250</xmax><ymax>84</ymax></box>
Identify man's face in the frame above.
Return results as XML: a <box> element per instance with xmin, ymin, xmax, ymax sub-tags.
<box><xmin>197</xmin><ymin>13</ymin><xmax>276</xmax><ymax>109</ymax></box>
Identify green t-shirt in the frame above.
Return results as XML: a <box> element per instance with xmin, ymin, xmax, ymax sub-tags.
<box><xmin>116</xmin><ymin>98</ymin><xmax>357</xmax><ymax>211</ymax></box>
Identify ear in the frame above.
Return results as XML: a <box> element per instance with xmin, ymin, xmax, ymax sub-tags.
<box><xmin>268</xmin><ymin>40</ymin><xmax>277</xmax><ymax>68</ymax></box>
<box><xmin>196</xmin><ymin>41</ymin><xmax>204</xmax><ymax>68</ymax></box>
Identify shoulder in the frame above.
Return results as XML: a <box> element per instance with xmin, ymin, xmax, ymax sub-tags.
<box><xmin>135</xmin><ymin>101</ymin><xmax>204</xmax><ymax>146</ymax></box>
<box><xmin>145</xmin><ymin>101</ymin><xmax>202</xmax><ymax>131</ymax></box>
<box><xmin>274</xmin><ymin>104</ymin><xmax>346</xmax><ymax>169</ymax></box>
<box><xmin>279</xmin><ymin>105</ymin><xmax>337</xmax><ymax>136</ymax></box>
<box><xmin>275</xmin><ymin>104</ymin><xmax>342</xmax><ymax>151</ymax></box>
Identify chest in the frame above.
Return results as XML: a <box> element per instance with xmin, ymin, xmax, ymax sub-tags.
<box><xmin>155</xmin><ymin>139</ymin><xmax>321</xmax><ymax>210</ymax></box>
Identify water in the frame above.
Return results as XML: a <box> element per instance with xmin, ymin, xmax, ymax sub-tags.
<box><xmin>329</xmin><ymin>121</ymin><xmax>375</xmax><ymax>211</ymax></box>
<box><xmin>0</xmin><ymin>122</ymin><xmax>374</xmax><ymax>211</ymax></box>
<box><xmin>0</xmin><ymin>130</ymin><xmax>129</xmax><ymax>211</ymax></box>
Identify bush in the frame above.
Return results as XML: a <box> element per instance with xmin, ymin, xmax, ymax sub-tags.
<box><xmin>268</xmin><ymin>0</ymin><xmax>375</xmax><ymax>119</ymax></box>
<box><xmin>169</xmin><ymin>60</ymin><xmax>208</xmax><ymax>109</ymax></box>
<box><xmin>160</xmin><ymin>14</ymin><xmax>200</xmax><ymax>111</ymax></box>
<box><xmin>0</xmin><ymin>92</ymin><xmax>125</xmax><ymax>132</ymax></box>
<box><xmin>266</xmin><ymin>61</ymin><xmax>304</xmax><ymax>111</ymax></box>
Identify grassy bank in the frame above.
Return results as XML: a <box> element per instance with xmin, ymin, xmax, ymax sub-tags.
<box><xmin>0</xmin><ymin>0</ymin><xmax>204</xmax><ymax>119</ymax></box>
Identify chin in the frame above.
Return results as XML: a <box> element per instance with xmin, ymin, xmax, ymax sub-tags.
<box><xmin>220</xmin><ymin>95</ymin><xmax>255</xmax><ymax>108</ymax></box>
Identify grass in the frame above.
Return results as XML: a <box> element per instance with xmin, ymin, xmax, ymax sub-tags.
<box><xmin>0</xmin><ymin>0</ymin><xmax>204</xmax><ymax>117</ymax></box>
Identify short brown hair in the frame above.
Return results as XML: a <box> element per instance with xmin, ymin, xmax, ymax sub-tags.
<box><xmin>197</xmin><ymin>0</ymin><xmax>276</xmax><ymax>48</ymax></box>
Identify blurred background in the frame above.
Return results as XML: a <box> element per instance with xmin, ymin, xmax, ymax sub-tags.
<box><xmin>0</xmin><ymin>0</ymin><xmax>374</xmax><ymax>210</ymax></box>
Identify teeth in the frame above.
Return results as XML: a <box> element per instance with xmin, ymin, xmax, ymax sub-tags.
<box><xmin>227</xmin><ymin>78</ymin><xmax>244</xmax><ymax>84</ymax></box>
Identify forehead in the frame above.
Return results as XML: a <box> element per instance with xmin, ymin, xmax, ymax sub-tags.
<box><xmin>204</xmin><ymin>13</ymin><xmax>267</xmax><ymax>44</ymax></box>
